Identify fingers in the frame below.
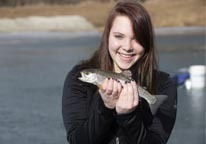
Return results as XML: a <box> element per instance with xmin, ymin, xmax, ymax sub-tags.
<box><xmin>117</xmin><ymin>82</ymin><xmax>122</xmax><ymax>97</ymax></box>
<box><xmin>120</xmin><ymin>82</ymin><xmax>134</xmax><ymax>108</ymax></box>
<box><xmin>101</xmin><ymin>78</ymin><xmax>121</xmax><ymax>96</ymax></box>
<box><xmin>99</xmin><ymin>78</ymin><xmax>123</xmax><ymax>109</ymax></box>
<box><xmin>119</xmin><ymin>82</ymin><xmax>127</xmax><ymax>102</ymax></box>
<box><xmin>99</xmin><ymin>78</ymin><xmax>122</xmax><ymax>98</ymax></box>
<box><xmin>131</xmin><ymin>80</ymin><xmax>139</xmax><ymax>106</ymax></box>
<box><xmin>100</xmin><ymin>78</ymin><xmax>139</xmax><ymax>113</ymax></box>
<box><xmin>100</xmin><ymin>78</ymin><xmax>108</xmax><ymax>94</ymax></box>
<box><xmin>106</xmin><ymin>78</ymin><xmax>113</xmax><ymax>95</ymax></box>
<box><xmin>116</xmin><ymin>80</ymin><xmax>139</xmax><ymax>114</ymax></box>
<box><xmin>127</xmin><ymin>81</ymin><xmax>134</xmax><ymax>106</ymax></box>
<box><xmin>112</xmin><ymin>79</ymin><xmax>119</xmax><ymax>97</ymax></box>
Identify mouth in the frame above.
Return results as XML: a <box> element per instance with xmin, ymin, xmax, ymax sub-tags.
<box><xmin>118</xmin><ymin>52</ymin><xmax>135</xmax><ymax>59</ymax></box>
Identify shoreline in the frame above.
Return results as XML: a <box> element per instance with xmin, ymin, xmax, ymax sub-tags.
<box><xmin>0</xmin><ymin>16</ymin><xmax>95</xmax><ymax>32</ymax></box>
<box><xmin>0</xmin><ymin>15</ymin><xmax>205</xmax><ymax>35</ymax></box>
<box><xmin>0</xmin><ymin>26</ymin><xmax>204</xmax><ymax>52</ymax></box>
<box><xmin>154</xmin><ymin>26</ymin><xmax>205</xmax><ymax>35</ymax></box>
<box><xmin>0</xmin><ymin>26</ymin><xmax>204</xmax><ymax>36</ymax></box>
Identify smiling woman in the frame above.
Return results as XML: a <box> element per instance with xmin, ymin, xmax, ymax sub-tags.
<box><xmin>108</xmin><ymin>15</ymin><xmax>145</xmax><ymax>72</ymax></box>
<box><xmin>62</xmin><ymin>0</ymin><xmax>177</xmax><ymax>144</ymax></box>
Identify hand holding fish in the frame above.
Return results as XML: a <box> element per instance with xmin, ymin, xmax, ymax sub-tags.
<box><xmin>99</xmin><ymin>78</ymin><xmax>122</xmax><ymax>109</ymax></box>
<box><xmin>116</xmin><ymin>80</ymin><xmax>139</xmax><ymax>114</ymax></box>
<box><xmin>79</xmin><ymin>69</ymin><xmax>168</xmax><ymax>115</ymax></box>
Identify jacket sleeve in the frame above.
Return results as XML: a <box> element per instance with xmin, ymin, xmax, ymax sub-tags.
<box><xmin>116</xmin><ymin>74</ymin><xmax>177</xmax><ymax>144</ymax></box>
<box><xmin>62</xmin><ymin>67</ymin><xmax>115</xmax><ymax>144</ymax></box>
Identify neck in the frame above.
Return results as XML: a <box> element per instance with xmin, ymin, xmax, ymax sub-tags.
<box><xmin>114</xmin><ymin>64</ymin><xmax>123</xmax><ymax>73</ymax></box>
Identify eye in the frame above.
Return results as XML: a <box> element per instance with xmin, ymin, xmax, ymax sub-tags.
<box><xmin>114</xmin><ymin>34</ymin><xmax>124</xmax><ymax>40</ymax></box>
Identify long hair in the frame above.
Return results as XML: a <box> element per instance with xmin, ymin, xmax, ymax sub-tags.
<box><xmin>81</xmin><ymin>0</ymin><xmax>158</xmax><ymax>93</ymax></box>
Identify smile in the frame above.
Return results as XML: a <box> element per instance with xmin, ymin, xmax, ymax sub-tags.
<box><xmin>118</xmin><ymin>52</ymin><xmax>135</xmax><ymax>58</ymax></box>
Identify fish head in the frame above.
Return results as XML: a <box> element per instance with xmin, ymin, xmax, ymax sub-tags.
<box><xmin>78</xmin><ymin>69</ymin><xmax>98</xmax><ymax>85</ymax></box>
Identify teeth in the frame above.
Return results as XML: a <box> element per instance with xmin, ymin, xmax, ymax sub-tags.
<box><xmin>119</xmin><ymin>53</ymin><xmax>133</xmax><ymax>58</ymax></box>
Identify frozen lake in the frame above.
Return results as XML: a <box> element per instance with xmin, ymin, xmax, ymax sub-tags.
<box><xmin>0</xmin><ymin>31</ymin><xmax>205</xmax><ymax>144</ymax></box>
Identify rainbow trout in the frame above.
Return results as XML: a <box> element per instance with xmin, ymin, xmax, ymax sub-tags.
<box><xmin>78</xmin><ymin>69</ymin><xmax>168</xmax><ymax>114</ymax></box>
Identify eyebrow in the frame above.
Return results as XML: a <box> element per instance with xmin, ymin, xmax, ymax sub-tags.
<box><xmin>113</xmin><ymin>32</ymin><xmax>124</xmax><ymax>36</ymax></box>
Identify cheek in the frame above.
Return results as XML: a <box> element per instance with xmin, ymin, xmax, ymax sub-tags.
<box><xmin>139</xmin><ymin>47</ymin><xmax>145</xmax><ymax>56</ymax></box>
<box><xmin>133</xmin><ymin>43</ymin><xmax>145</xmax><ymax>55</ymax></box>
<box><xmin>109</xmin><ymin>36</ymin><xmax>120</xmax><ymax>52</ymax></box>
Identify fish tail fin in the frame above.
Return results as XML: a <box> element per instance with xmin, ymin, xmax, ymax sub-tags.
<box><xmin>150</xmin><ymin>95</ymin><xmax>168</xmax><ymax>115</ymax></box>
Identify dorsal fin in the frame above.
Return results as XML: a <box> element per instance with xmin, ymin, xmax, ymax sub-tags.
<box><xmin>121</xmin><ymin>70</ymin><xmax>132</xmax><ymax>79</ymax></box>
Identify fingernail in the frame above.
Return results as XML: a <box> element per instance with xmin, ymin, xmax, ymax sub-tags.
<box><xmin>108</xmin><ymin>77</ymin><xmax>110</xmax><ymax>80</ymax></box>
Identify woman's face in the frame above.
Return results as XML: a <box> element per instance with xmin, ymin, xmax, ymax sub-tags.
<box><xmin>108</xmin><ymin>15</ymin><xmax>145</xmax><ymax>73</ymax></box>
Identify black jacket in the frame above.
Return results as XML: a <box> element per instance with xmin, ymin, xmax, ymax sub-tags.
<box><xmin>62</xmin><ymin>65</ymin><xmax>177</xmax><ymax>144</ymax></box>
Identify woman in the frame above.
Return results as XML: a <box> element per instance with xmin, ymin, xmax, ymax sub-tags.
<box><xmin>62</xmin><ymin>0</ymin><xmax>177</xmax><ymax>144</ymax></box>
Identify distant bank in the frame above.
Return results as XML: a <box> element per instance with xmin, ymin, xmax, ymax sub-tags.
<box><xmin>0</xmin><ymin>16</ymin><xmax>95</xmax><ymax>32</ymax></box>
<box><xmin>155</xmin><ymin>27</ymin><xmax>205</xmax><ymax>35</ymax></box>
<box><xmin>0</xmin><ymin>15</ymin><xmax>204</xmax><ymax>35</ymax></box>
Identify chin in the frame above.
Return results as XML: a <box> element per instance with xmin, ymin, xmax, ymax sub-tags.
<box><xmin>119</xmin><ymin>64</ymin><xmax>133</xmax><ymax>70</ymax></box>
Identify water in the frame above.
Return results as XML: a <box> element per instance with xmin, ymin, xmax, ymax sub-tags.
<box><xmin>168</xmin><ymin>88</ymin><xmax>205</xmax><ymax>144</ymax></box>
<box><xmin>0</xmin><ymin>31</ymin><xmax>205</xmax><ymax>144</ymax></box>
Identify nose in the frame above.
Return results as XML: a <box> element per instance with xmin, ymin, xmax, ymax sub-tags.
<box><xmin>123</xmin><ymin>39</ymin><xmax>133</xmax><ymax>52</ymax></box>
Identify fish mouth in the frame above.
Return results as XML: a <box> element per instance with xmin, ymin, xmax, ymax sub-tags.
<box><xmin>78</xmin><ymin>72</ymin><xmax>86</xmax><ymax>81</ymax></box>
<box><xmin>78</xmin><ymin>71</ymin><xmax>96</xmax><ymax>84</ymax></box>
<box><xmin>78</xmin><ymin>76</ymin><xmax>84</xmax><ymax>81</ymax></box>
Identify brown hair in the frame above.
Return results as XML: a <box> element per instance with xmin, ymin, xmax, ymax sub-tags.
<box><xmin>81</xmin><ymin>0</ymin><xmax>158</xmax><ymax>93</ymax></box>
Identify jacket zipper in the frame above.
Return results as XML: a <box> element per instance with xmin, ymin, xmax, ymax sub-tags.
<box><xmin>116</xmin><ymin>137</ymin><xmax>119</xmax><ymax>144</ymax></box>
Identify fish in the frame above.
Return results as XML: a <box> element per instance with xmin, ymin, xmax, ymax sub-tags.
<box><xmin>78</xmin><ymin>69</ymin><xmax>167</xmax><ymax>115</ymax></box>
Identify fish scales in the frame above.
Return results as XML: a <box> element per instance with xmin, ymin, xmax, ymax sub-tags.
<box><xmin>79</xmin><ymin>69</ymin><xmax>157</xmax><ymax>104</ymax></box>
